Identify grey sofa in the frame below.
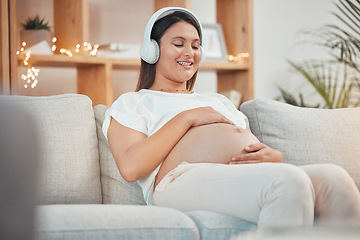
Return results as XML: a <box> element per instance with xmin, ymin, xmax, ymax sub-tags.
<box><xmin>1</xmin><ymin>93</ymin><xmax>359</xmax><ymax>240</ymax></box>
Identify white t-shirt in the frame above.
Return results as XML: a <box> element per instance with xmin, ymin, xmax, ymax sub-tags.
<box><xmin>102</xmin><ymin>89</ymin><xmax>249</xmax><ymax>204</ymax></box>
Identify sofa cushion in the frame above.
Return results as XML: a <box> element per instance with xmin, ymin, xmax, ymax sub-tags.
<box><xmin>240</xmin><ymin>98</ymin><xmax>360</xmax><ymax>190</ymax></box>
<box><xmin>93</xmin><ymin>104</ymin><xmax>146</xmax><ymax>205</ymax></box>
<box><xmin>35</xmin><ymin>204</ymin><xmax>199</xmax><ymax>240</ymax></box>
<box><xmin>1</xmin><ymin>94</ymin><xmax>102</xmax><ymax>204</ymax></box>
<box><xmin>186</xmin><ymin>211</ymin><xmax>256</xmax><ymax>240</ymax></box>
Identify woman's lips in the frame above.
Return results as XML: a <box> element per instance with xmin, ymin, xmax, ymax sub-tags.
<box><xmin>177</xmin><ymin>61</ymin><xmax>193</xmax><ymax>68</ymax></box>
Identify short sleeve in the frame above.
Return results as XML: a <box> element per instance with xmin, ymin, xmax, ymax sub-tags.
<box><xmin>102</xmin><ymin>92</ymin><xmax>148</xmax><ymax>139</ymax></box>
<box><xmin>211</xmin><ymin>92</ymin><xmax>249</xmax><ymax>129</ymax></box>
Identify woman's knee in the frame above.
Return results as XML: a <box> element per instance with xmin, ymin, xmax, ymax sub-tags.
<box><xmin>268</xmin><ymin>164</ymin><xmax>315</xmax><ymax>201</ymax></box>
<box><xmin>259</xmin><ymin>164</ymin><xmax>315</xmax><ymax>226</ymax></box>
<box><xmin>301</xmin><ymin>164</ymin><xmax>357</xmax><ymax>193</ymax></box>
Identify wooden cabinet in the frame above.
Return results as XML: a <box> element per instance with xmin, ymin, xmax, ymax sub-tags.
<box><xmin>6</xmin><ymin>0</ymin><xmax>253</xmax><ymax>106</ymax></box>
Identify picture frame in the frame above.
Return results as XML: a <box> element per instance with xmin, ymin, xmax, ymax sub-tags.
<box><xmin>202</xmin><ymin>24</ymin><xmax>228</xmax><ymax>62</ymax></box>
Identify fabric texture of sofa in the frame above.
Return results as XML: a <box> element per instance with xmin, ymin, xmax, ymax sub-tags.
<box><xmin>1</xmin><ymin>93</ymin><xmax>359</xmax><ymax>240</ymax></box>
<box><xmin>240</xmin><ymin>98</ymin><xmax>360</xmax><ymax>190</ymax></box>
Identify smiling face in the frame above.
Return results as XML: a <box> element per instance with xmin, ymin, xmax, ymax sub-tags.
<box><xmin>151</xmin><ymin>21</ymin><xmax>202</xmax><ymax>90</ymax></box>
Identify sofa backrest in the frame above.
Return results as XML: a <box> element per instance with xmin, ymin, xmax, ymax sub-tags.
<box><xmin>240</xmin><ymin>98</ymin><xmax>360</xmax><ymax>190</ymax></box>
<box><xmin>93</xmin><ymin>104</ymin><xmax>146</xmax><ymax>205</ymax></box>
<box><xmin>0</xmin><ymin>94</ymin><xmax>102</xmax><ymax>204</ymax></box>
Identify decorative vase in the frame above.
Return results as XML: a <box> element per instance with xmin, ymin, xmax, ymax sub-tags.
<box><xmin>20</xmin><ymin>29</ymin><xmax>51</xmax><ymax>48</ymax></box>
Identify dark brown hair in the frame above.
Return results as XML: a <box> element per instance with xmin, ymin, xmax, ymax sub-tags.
<box><xmin>136</xmin><ymin>11</ymin><xmax>201</xmax><ymax>91</ymax></box>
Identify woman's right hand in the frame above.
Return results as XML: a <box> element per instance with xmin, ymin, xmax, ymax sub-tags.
<box><xmin>181</xmin><ymin>106</ymin><xmax>235</xmax><ymax>127</ymax></box>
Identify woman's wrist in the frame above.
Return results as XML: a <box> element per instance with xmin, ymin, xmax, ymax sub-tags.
<box><xmin>176</xmin><ymin>110</ymin><xmax>194</xmax><ymax>128</ymax></box>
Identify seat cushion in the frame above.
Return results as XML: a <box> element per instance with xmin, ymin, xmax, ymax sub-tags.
<box><xmin>1</xmin><ymin>94</ymin><xmax>102</xmax><ymax>204</ymax></box>
<box><xmin>35</xmin><ymin>205</ymin><xmax>199</xmax><ymax>240</ymax></box>
<box><xmin>240</xmin><ymin>98</ymin><xmax>360</xmax><ymax>189</ymax></box>
<box><xmin>186</xmin><ymin>211</ymin><xmax>256</xmax><ymax>240</ymax></box>
<box><xmin>93</xmin><ymin>104</ymin><xmax>146</xmax><ymax>205</ymax></box>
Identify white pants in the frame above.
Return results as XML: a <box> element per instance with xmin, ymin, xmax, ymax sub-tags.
<box><xmin>153</xmin><ymin>162</ymin><xmax>360</xmax><ymax>228</ymax></box>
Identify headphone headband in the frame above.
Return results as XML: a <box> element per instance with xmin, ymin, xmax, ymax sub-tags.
<box><xmin>142</xmin><ymin>7</ymin><xmax>203</xmax><ymax>45</ymax></box>
<box><xmin>140</xmin><ymin>7</ymin><xmax>205</xmax><ymax>65</ymax></box>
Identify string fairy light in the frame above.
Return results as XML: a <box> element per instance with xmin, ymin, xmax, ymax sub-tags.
<box><xmin>22</xmin><ymin>67</ymin><xmax>39</xmax><ymax>89</ymax></box>
<box><xmin>51</xmin><ymin>37</ymin><xmax>57</xmax><ymax>51</ymax></box>
<box><xmin>17</xmin><ymin>37</ymin><xmax>99</xmax><ymax>89</ymax></box>
<box><xmin>16</xmin><ymin>43</ymin><xmax>40</xmax><ymax>88</ymax></box>
<box><xmin>227</xmin><ymin>52</ymin><xmax>250</xmax><ymax>62</ymax></box>
<box><xmin>51</xmin><ymin>37</ymin><xmax>100</xmax><ymax>57</ymax></box>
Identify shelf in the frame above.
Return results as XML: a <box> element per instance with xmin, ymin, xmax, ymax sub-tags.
<box><xmin>201</xmin><ymin>61</ymin><xmax>249</xmax><ymax>71</ymax></box>
<box><xmin>17</xmin><ymin>54</ymin><xmax>140</xmax><ymax>69</ymax></box>
<box><xmin>18</xmin><ymin>54</ymin><xmax>249</xmax><ymax>71</ymax></box>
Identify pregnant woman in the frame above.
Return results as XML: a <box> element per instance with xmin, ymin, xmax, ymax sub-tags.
<box><xmin>103</xmin><ymin>7</ymin><xmax>360</xmax><ymax>227</ymax></box>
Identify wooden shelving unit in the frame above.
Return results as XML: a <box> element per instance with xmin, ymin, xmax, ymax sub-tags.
<box><xmin>18</xmin><ymin>54</ymin><xmax>249</xmax><ymax>71</ymax></box>
<box><xmin>5</xmin><ymin>0</ymin><xmax>253</xmax><ymax>106</ymax></box>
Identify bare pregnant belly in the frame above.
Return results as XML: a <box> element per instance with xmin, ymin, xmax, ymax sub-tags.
<box><xmin>154</xmin><ymin>123</ymin><xmax>260</xmax><ymax>187</ymax></box>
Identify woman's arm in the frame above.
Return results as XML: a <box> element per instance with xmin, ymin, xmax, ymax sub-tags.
<box><xmin>107</xmin><ymin>106</ymin><xmax>235</xmax><ymax>182</ymax></box>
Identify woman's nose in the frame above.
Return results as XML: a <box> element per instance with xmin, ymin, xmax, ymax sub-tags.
<box><xmin>184</xmin><ymin>45</ymin><xmax>194</xmax><ymax>57</ymax></box>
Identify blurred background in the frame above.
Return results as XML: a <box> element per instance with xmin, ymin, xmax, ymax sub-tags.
<box><xmin>12</xmin><ymin>0</ymin><xmax>358</xmax><ymax>108</ymax></box>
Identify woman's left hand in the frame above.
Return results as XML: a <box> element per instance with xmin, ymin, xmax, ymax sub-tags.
<box><xmin>229</xmin><ymin>143</ymin><xmax>283</xmax><ymax>164</ymax></box>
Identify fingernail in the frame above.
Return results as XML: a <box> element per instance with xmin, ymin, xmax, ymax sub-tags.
<box><xmin>231</xmin><ymin>157</ymin><xmax>236</xmax><ymax>160</ymax></box>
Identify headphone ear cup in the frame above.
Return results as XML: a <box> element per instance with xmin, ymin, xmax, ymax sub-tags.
<box><xmin>149</xmin><ymin>39</ymin><xmax>160</xmax><ymax>64</ymax></box>
<box><xmin>199</xmin><ymin>45</ymin><xmax>206</xmax><ymax>66</ymax></box>
<box><xmin>140</xmin><ymin>39</ymin><xmax>160</xmax><ymax>64</ymax></box>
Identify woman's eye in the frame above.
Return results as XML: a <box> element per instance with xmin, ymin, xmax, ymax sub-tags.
<box><xmin>173</xmin><ymin>44</ymin><xmax>183</xmax><ymax>47</ymax></box>
<box><xmin>192</xmin><ymin>46</ymin><xmax>199</xmax><ymax>50</ymax></box>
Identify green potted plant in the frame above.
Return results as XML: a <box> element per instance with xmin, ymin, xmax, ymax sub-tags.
<box><xmin>278</xmin><ymin>0</ymin><xmax>360</xmax><ymax>108</ymax></box>
<box><xmin>20</xmin><ymin>15</ymin><xmax>52</xmax><ymax>49</ymax></box>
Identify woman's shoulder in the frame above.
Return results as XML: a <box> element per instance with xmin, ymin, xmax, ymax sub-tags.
<box><xmin>113</xmin><ymin>91</ymin><xmax>145</xmax><ymax>104</ymax></box>
<box><xmin>118</xmin><ymin>91</ymin><xmax>143</xmax><ymax>99</ymax></box>
<box><xmin>197</xmin><ymin>92</ymin><xmax>229</xmax><ymax>102</ymax></box>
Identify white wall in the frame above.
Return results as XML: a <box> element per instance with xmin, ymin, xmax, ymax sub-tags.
<box><xmin>16</xmin><ymin>0</ymin><xmax>338</xmax><ymax>103</ymax></box>
<box><xmin>253</xmin><ymin>0</ymin><xmax>337</xmax><ymax>103</ymax></box>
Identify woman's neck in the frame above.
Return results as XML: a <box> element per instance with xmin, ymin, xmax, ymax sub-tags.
<box><xmin>149</xmin><ymin>80</ymin><xmax>188</xmax><ymax>93</ymax></box>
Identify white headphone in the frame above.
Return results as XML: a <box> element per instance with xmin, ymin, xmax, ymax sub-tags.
<box><xmin>140</xmin><ymin>7</ymin><xmax>205</xmax><ymax>65</ymax></box>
